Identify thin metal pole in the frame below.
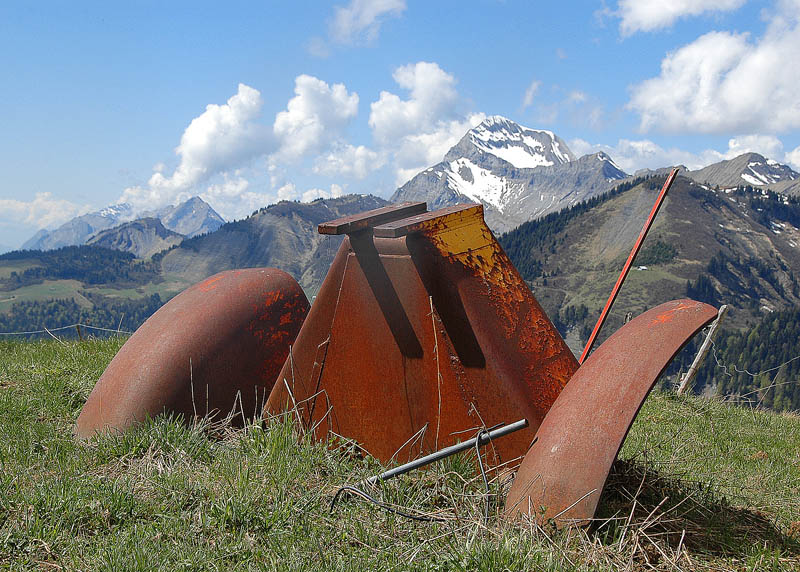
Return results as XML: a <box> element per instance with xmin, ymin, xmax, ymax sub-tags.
<box><xmin>364</xmin><ymin>418</ymin><xmax>529</xmax><ymax>486</ymax></box>
<box><xmin>579</xmin><ymin>168</ymin><xmax>679</xmax><ymax>364</ymax></box>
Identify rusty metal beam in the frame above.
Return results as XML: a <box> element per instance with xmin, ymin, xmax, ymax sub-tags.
<box><xmin>318</xmin><ymin>202</ymin><xmax>427</xmax><ymax>235</ymax></box>
<box><xmin>504</xmin><ymin>299</ymin><xmax>717</xmax><ymax>526</ymax></box>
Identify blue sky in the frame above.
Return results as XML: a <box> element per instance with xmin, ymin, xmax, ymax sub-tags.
<box><xmin>2</xmin><ymin>0</ymin><xmax>799</xmax><ymax>249</ymax></box>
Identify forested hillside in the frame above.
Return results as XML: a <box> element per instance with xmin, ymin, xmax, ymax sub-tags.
<box><xmin>0</xmin><ymin>246</ymin><xmax>161</xmax><ymax>289</ymax></box>
<box><xmin>500</xmin><ymin>175</ymin><xmax>800</xmax><ymax>412</ymax></box>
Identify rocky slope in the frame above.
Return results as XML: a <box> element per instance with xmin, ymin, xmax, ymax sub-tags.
<box><xmin>87</xmin><ymin>218</ymin><xmax>184</xmax><ymax>259</ymax></box>
<box><xmin>500</xmin><ymin>174</ymin><xmax>800</xmax><ymax>352</ymax></box>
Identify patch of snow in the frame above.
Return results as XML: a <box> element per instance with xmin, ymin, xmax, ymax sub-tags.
<box><xmin>741</xmin><ymin>172</ymin><xmax>767</xmax><ymax>186</ymax></box>
<box><xmin>445</xmin><ymin>158</ymin><xmax>511</xmax><ymax>211</ymax></box>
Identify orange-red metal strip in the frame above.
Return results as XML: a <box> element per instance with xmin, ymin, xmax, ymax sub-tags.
<box><xmin>505</xmin><ymin>299</ymin><xmax>717</xmax><ymax>526</ymax></box>
<box><xmin>579</xmin><ymin>168</ymin><xmax>679</xmax><ymax>364</ymax></box>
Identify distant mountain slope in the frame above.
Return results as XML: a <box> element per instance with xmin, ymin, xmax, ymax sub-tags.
<box><xmin>22</xmin><ymin>204</ymin><xmax>135</xmax><ymax>251</ymax></box>
<box><xmin>392</xmin><ymin>116</ymin><xmax>627</xmax><ymax>233</ymax></box>
<box><xmin>500</xmin><ymin>175</ymin><xmax>800</xmax><ymax>352</ymax></box>
<box><xmin>159</xmin><ymin>194</ymin><xmax>389</xmax><ymax>295</ymax></box>
<box><xmin>87</xmin><ymin>218</ymin><xmax>184</xmax><ymax>259</ymax></box>
<box><xmin>22</xmin><ymin>196</ymin><xmax>224</xmax><ymax>251</ymax></box>
<box><xmin>146</xmin><ymin>196</ymin><xmax>224</xmax><ymax>237</ymax></box>
<box><xmin>685</xmin><ymin>153</ymin><xmax>800</xmax><ymax>195</ymax></box>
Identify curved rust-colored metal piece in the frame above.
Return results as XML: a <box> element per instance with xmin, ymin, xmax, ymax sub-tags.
<box><xmin>76</xmin><ymin>268</ymin><xmax>309</xmax><ymax>438</ymax></box>
<box><xmin>265</xmin><ymin>203</ymin><xmax>578</xmax><ymax>465</ymax></box>
<box><xmin>503</xmin><ymin>299</ymin><xmax>717</xmax><ymax>526</ymax></box>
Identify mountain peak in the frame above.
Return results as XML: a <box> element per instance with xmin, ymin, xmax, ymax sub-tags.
<box><xmin>445</xmin><ymin>116</ymin><xmax>576</xmax><ymax>170</ymax></box>
<box><xmin>686</xmin><ymin>152</ymin><xmax>799</xmax><ymax>192</ymax></box>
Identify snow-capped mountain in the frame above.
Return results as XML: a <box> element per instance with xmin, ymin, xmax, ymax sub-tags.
<box><xmin>21</xmin><ymin>203</ymin><xmax>136</xmax><ymax>251</ymax></box>
<box><xmin>391</xmin><ymin>116</ymin><xmax>626</xmax><ymax>233</ymax></box>
<box><xmin>686</xmin><ymin>152</ymin><xmax>800</xmax><ymax>195</ymax></box>
<box><xmin>22</xmin><ymin>197</ymin><xmax>224</xmax><ymax>251</ymax></box>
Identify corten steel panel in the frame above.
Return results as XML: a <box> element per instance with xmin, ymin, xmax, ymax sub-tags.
<box><xmin>265</xmin><ymin>204</ymin><xmax>578</xmax><ymax>465</ymax></box>
<box><xmin>504</xmin><ymin>299</ymin><xmax>717</xmax><ymax>526</ymax></box>
<box><xmin>76</xmin><ymin>268</ymin><xmax>309</xmax><ymax>438</ymax></box>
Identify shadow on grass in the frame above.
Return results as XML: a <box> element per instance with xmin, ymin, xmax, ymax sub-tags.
<box><xmin>593</xmin><ymin>458</ymin><xmax>800</xmax><ymax>557</ymax></box>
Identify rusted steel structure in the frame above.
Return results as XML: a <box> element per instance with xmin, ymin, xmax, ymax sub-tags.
<box><xmin>265</xmin><ymin>202</ymin><xmax>578</xmax><ymax>464</ymax></box>
<box><xmin>76</xmin><ymin>268</ymin><xmax>309</xmax><ymax>438</ymax></box>
<box><xmin>78</xmin><ymin>194</ymin><xmax>717</xmax><ymax>527</ymax></box>
<box><xmin>503</xmin><ymin>300</ymin><xmax>716</xmax><ymax>525</ymax></box>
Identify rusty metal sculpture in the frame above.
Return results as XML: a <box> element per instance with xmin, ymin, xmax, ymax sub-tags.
<box><xmin>264</xmin><ymin>202</ymin><xmax>578</xmax><ymax>465</ymax></box>
<box><xmin>76</xmin><ymin>268</ymin><xmax>309</xmax><ymax>438</ymax></box>
<box><xmin>78</xmin><ymin>185</ymin><xmax>717</xmax><ymax>527</ymax></box>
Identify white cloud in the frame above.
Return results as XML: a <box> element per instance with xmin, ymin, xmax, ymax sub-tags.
<box><xmin>629</xmin><ymin>3</ymin><xmax>800</xmax><ymax>134</ymax></box>
<box><xmin>522</xmin><ymin>80</ymin><xmax>540</xmax><ymax>110</ymax></box>
<box><xmin>786</xmin><ymin>145</ymin><xmax>800</xmax><ymax>170</ymax></box>
<box><xmin>121</xmin><ymin>83</ymin><xmax>270</xmax><ymax>211</ymax></box>
<box><xmin>301</xmin><ymin>183</ymin><xmax>346</xmax><ymax>203</ymax></box>
<box><xmin>0</xmin><ymin>193</ymin><xmax>90</xmax><ymax>230</ymax></box>
<box><xmin>569</xmin><ymin>134</ymin><xmax>797</xmax><ymax>174</ymax></box>
<box><xmin>313</xmin><ymin>144</ymin><xmax>385</xmax><ymax>179</ymax></box>
<box><xmin>617</xmin><ymin>0</ymin><xmax>746</xmax><ymax>35</ymax></box>
<box><xmin>369</xmin><ymin>62</ymin><xmax>459</xmax><ymax>143</ymax></box>
<box><xmin>273</xmin><ymin>75</ymin><xmax>359</xmax><ymax>163</ymax></box>
<box><xmin>330</xmin><ymin>0</ymin><xmax>406</xmax><ymax>44</ymax></box>
<box><xmin>368</xmin><ymin>62</ymin><xmax>483</xmax><ymax>185</ymax></box>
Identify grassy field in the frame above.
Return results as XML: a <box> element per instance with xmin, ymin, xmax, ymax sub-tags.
<box><xmin>0</xmin><ymin>339</ymin><xmax>798</xmax><ymax>571</ymax></box>
<box><xmin>0</xmin><ymin>281</ymin><xmax>93</xmax><ymax>316</ymax></box>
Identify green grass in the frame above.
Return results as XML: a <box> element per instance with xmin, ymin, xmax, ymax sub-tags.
<box><xmin>1</xmin><ymin>339</ymin><xmax>798</xmax><ymax>570</ymax></box>
<box><xmin>0</xmin><ymin>280</ymin><xmax>93</xmax><ymax>315</ymax></box>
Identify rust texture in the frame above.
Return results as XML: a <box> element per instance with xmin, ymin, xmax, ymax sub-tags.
<box><xmin>503</xmin><ymin>299</ymin><xmax>717</xmax><ymax>526</ymax></box>
<box><xmin>76</xmin><ymin>268</ymin><xmax>309</xmax><ymax>438</ymax></box>
<box><xmin>265</xmin><ymin>203</ymin><xmax>578</xmax><ymax>465</ymax></box>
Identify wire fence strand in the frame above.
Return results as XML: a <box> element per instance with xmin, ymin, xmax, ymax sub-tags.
<box><xmin>0</xmin><ymin>323</ymin><xmax>133</xmax><ymax>336</ymax></box>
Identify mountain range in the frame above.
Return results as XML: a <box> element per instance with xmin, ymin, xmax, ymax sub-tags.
<box><xmin>21</xmin><ymin>196</ymin><xmax>224</xmax><ymax>252</ymax></box>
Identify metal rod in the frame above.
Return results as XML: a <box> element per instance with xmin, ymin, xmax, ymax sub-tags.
<box><xmin>364</xmin><ymin>418</ymin><xmax>529</xmax><ymax>486</ymax></box>
<box><xmin>579</xmin><ymin>168</ymin><xmax>679</xmax><ymax>364</ymax></box>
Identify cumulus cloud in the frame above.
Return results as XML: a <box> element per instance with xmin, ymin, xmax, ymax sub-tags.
<box><xmin>629</xmin><ymin>2</ymin><xmax>800</xmax><ymax>134</ymax></box>
<box><xmin>121</xmin><ymin>83</ymin><xmax>270</xmax><ymax>211</ymax></box>
<box><xmin>330</xmin><ymin>0</ymin><xmax>406</xmax><ymax>44</ymax></box>
<box><xmin>370</xmin><ymin>62</ymin><xmax>459</xmax><ymax>143</ymax></box>
<box><xmin>569</xmin><ymin>134</ymin><xmax>797</xmax><ymax>174</ymax></box>
<box><xmin>0</xmin><ymin>193</ymin><xmax>90</xmax><ymax>230</ymax></box>
<box><xmin>616</xmin><ymin>0</ymin><xmax>746</xmax><ymax>35</ymax></box>
<box><xmin>313</xmin><ymin>144</ymin><xmax>385</xmax><ymax>179</ymax></box>
<box><xmin>368</xmin><ymin>62</ymin><xmax>483</xmax><ymax>184</ymax></box>
<box><xmin>272</xmin><ymin>75</ymin><xmax>359</xmax><ymax>163</ymax></box>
